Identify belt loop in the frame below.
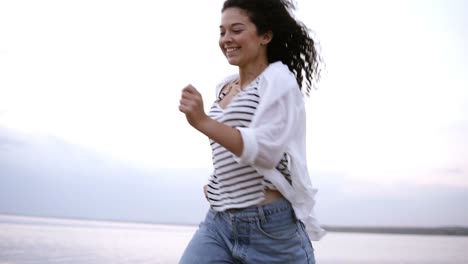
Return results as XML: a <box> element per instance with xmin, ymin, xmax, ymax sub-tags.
<box><xmin>257</xmin><ymin>205</ymin><xmax>267</xmax><ymax>225</ymax></box>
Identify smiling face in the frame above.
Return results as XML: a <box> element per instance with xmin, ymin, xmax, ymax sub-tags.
<box><xmin>219</xmin><ymin>7</ymin><xmax>272</xmax><ymax>68</ymax></box>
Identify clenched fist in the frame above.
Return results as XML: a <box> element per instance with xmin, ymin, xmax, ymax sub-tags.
<box><xmin>179</xmin><ymin>84</ymin><xmax>209</xmax><ymax>129</ymax></box>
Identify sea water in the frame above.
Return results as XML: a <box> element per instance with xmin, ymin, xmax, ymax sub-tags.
<box><xmin>1</xmin><ymin>215</ymin><xmax>467</xmax><ymax>264</ymax></box>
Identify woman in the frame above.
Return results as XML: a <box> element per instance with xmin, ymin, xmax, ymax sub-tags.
<box><xmin>178</xmin><ymin>0</ymin><xmax>326</xmax><ymax>263</ymax></box>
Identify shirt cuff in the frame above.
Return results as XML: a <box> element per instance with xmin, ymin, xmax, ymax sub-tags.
<box><xmin>233</xmin><ymin>127</ymin><xmax>257</xmax><ymax>165</ymax></box>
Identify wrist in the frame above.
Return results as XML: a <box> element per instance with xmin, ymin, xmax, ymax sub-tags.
<box><xmin>193</xmin><ymin>115</ymin><xmax>212</xmax><ymax>133</ymax></box>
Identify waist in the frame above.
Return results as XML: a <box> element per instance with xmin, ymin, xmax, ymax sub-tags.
<box><xmin>260</xmin><ymin>189</ymin><xmax>284</xmax><ymax>205</ymax></box>
<box><xmin>216</xmin><ymin>197</ymin><xmax>292</xmax><ymax>221</ymax></box>
<box><xmin>225</xmin><ymin>189</ymin><xmax>284</xmax><ymax>214</ymax></box>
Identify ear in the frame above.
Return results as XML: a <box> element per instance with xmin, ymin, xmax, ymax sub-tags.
<box><xmin>261</xmin><ymin>30</ymin><xmax>273</xmax><ymax>45</ymax></box>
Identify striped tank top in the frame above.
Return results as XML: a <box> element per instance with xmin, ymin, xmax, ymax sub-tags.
<box><xmin>206</xmin><ymin>78</ymin><xmax>292</xmax><ymax>211</ymax></box>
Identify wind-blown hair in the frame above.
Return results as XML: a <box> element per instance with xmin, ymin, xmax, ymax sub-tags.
<box><xmin>222</xmin><ymin>0</ymin><xmax>321</xmax><ymax>95</ymax></box>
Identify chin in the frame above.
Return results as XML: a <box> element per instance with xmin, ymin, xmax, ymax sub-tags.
<box><xmin>226</xmin><ymin>58</ymin><xmax>240</xmax><ymax>66</ymax></box>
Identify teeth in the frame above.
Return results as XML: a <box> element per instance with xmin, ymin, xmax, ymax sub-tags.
<box><xmin>226</xmin><ymin>48</ymin><xmax>239</xmax><ymax>52</ymax></box>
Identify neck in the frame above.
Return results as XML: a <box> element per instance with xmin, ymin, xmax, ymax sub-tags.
<box><xmin>238</xmin><ymin>61</ymin><xmax>269</xmax><ymax>89</ymax></box>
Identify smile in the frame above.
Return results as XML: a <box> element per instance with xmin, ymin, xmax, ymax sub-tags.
<box><xmin>226</xmin><ymin>47</ymin><xmax>240</xmax><ymax>53</ymax></box>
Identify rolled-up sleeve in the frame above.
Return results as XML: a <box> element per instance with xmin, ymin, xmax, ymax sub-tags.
<box><xmin>234</xmin><ymin>89</ymin><xmax>302</xmax><ymax>169</ymax></box>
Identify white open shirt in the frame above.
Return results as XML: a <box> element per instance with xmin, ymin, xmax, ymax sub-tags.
<box><xmin>215</xmin><ymin>61</ymin><xmax>326</xmax><ymax>241</ymax></box>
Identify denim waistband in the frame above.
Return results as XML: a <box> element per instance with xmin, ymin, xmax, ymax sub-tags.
<box><xmin>210</xmin><ymin>198</ymin><xmax>293</xmax><ymax>221</ymax></box>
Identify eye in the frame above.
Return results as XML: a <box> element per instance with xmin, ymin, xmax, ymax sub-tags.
<box><xmin>220</xmin><ymin>31</ymin><xmax>226</xmax><ymax>36</ymax></box>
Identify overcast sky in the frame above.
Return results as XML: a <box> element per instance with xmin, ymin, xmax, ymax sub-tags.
<box><xmin>0</xmin><ymin>0</ymin><xmax>467</xmax><ymax>189</ymax></box>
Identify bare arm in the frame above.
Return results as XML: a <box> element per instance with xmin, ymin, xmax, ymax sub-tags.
<box><xmin>178</xmin><ymin>84</ymin><xmax>243</xmax><ymax>156</ymax></box>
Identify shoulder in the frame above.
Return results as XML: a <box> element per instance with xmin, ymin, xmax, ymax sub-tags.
<box><xmin>259</xmin><ymin>61</ymin><xmax>301</xmax><ymax>100</ymax></box>
<box><xmin>263</xmin><ymin>61</ymin><xmax>295</xmax><ymax>81</ymax></box>
<box><xmin>215</xmin><ymin>73</ymin><xmax>239</xmax><ymax>96</ymax></box>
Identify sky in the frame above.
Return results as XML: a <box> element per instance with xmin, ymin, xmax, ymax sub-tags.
<box><xmin>0</xmin><ymin>0</ymin><xmax>467</xmax><ymax>226</ymax></box>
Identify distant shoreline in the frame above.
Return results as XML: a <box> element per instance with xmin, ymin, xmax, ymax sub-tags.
<box><xmin>2</xmin><ymin>213</ymin><xmax>468</xmax><ymax>236</ymax></box>
<box><xmin>322</xmin><ymin>225</ymin><xmax>468</xmax><ymax>236</ymax></box>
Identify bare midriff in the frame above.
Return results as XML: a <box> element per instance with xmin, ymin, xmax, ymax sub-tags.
<box><xmin>259</xmin><ymin>189</ymin><xmax>284</xmax><ymax>205</ymax></box>
<box><xmin>204</xmin><ymin>185</ymin><xmax>284</xmax><ymax>206</ymax></box>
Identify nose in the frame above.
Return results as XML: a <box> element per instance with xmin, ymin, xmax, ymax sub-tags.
<box><xmin>220</xmin><ymin>32</ymin><xmax>233</xmax><ymax>44</ymax></box>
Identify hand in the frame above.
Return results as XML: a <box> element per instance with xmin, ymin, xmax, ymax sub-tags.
<box><xmin>179</xmin><ymin>84</ymin><xmax>208</xmax><ymax>129</ymax></box>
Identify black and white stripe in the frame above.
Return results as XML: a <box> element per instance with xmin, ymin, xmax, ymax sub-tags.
<box><xmin>207</xmin><ymin>79</ymin><xmax>291</xmax><ymax>211</ymax></box>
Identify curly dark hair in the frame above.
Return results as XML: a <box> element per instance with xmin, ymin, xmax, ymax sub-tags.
<box><xmin>222</xmin><ymin>0</ymin><xmax>322</xmax><ymax>95</ymax></box>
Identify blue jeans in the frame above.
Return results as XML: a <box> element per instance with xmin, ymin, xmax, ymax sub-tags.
<box><xmin>179</xmin><ymin>198</ymin><xmax>315</xmax><ymax>264</ymax></box>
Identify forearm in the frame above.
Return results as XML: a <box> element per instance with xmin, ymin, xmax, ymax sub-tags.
<box><xmin>179</xmin><ymin>84</ymin><xmax>244</xmax><ymax>156</ymax></box>
<box><xmin>194</xmin><ymin>116</ymin><xmax>244</xmax><ymax>157</ymax></box>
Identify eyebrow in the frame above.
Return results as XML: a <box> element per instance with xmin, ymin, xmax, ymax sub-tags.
<box><xmin>219</xmin><ymin>22</ymin><xmax>245</xmax><ymax>29</ymax></box>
